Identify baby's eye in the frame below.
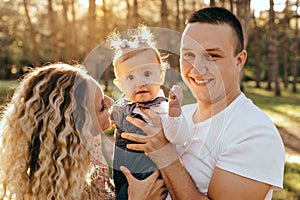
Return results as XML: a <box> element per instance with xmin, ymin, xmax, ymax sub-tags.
<box><xmin>127</xmin><ymin>74</ymin><xmax>134</xmax><ymax>80</ymax></box>
<box><xmin>144</xmin><ymin>71</ymin><xmax>151</xmax><ymax>77</ymax></box>
<box><xmin>182</xmin><ymin>52</ymin><xmax>195</xmax><ymax>59</ymax></box>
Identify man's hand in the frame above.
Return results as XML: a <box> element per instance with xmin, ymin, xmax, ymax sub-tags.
<box><xmin>120</xmin><ymin>166</ymin><xmax>168</xmax><ymax>200</ymax></box>
<box><xmin>121</xmin><ymin>109</ymin><xmax>178</xmax><ymax>168</ymax></box>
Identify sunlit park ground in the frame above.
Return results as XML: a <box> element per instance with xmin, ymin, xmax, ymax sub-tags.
<box><xmin>0</xmin><ymin>80</ymin><xmax>300</xmax><ymax>199</ymax></box>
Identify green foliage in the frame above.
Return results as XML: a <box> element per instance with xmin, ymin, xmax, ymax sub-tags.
<box><xmin>273</xmin><ymin>162</ymin><xmax>300</xmax><ymax>200</ymax></box>
<box><xmin>0</xmin><ymin>80</ymin><xmax>18</xmax><ymax>109</ymax></box>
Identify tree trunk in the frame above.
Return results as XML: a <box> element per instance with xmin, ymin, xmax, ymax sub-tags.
<box><xmin>236</xmin><ymin>0</ymin><xmax>251</xmax><ymax>91</ymax></box>
<box><xmin>102</xmin><ymin>0</ymin><xmax>109</xmax><ymax>91</ymax></box>
<box><xmin>161</xmin><ymin>0</ymin><xmax>169</xmax><ymax>28</ymax></box>
<box><xmin>102</xmin><ymin>0</ymin><xmax>108</xmax><ymax>30</ymax></box>
<box><xmin>47</xmin><ymin>0</ymin><xmax>59</xmax><ymax>62</ymax></box>
<box><xmin>268</xmin><ymin>0</ymin><xmax>281</xmax><ymax>96</ymax></box>
<box><xmin>229</xmin><ymin>0</ymin><xmax>234</xmax><ymax>13</ymax></box>
<box><xmin>23</xmin><ymin>0</ymin><xmax>39</xmax><ymax>66</ymax></box>
<box><xmin>71</xmin><ymin>0</ymin><xmax>78</xmax><ymax>60</ymax></box>
<box><xmin>292</xmin><ymin>0</ymin><xmax>299</xmax><ymax>93</ymax></box>
<box><xmin>175</xmin><ymin>0</ymin><xmax>180</xmax><ymax>31</ymax></box>
<box><xmin>126</xmin><ymin>0</ymin><xmax>131</xmax><ymax>28</ymax></box>
<box><xmin>132</xmin><ymin>0</ymin><xmax>138</xmax><ymax>27</ymax></box>
<box><xmin>87</xmin><ymin>0</ymin><xmax>96</xmax><ymax>53</ymax></box>
<box><xmin>62</xmin><ymin>0</ymin><xmax>72</xmax><ymax>62</ymax></box>
<box><xmin>182</xmin><ymin>0</ymin><xmax>187</xmax><ymax>25</ymax></box>
<box><xmin>236</xmin><ymin>0</ymin><xmax>250</xmax><ymax>49</ymax></box>
<box><xmin>267</xmin><ymin>2</ymin><xmax>273</xmax><ymax>90</ymax></box>
<box><xmin>253</xmin><ymin>12</ymin><xmax>261</xmax><ymax>88</ymax></box>
<box><xmin>282</xmin><ymin>0</ymin><xmax>290</xmax><ymax>89</ymax></box>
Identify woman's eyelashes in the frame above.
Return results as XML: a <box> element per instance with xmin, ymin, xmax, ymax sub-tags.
<box><xmin>100</xmin><ymin>102</ymin><xmax>107</xmax><ymax>112</ymax></box>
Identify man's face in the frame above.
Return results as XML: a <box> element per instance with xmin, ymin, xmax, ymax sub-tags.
<box><xmin>180</xmin><ymin>23</ymin><xmax>246</xmax><ymax>105</ymax></box>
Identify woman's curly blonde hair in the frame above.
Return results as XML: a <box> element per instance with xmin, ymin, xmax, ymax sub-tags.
<box><xmin>0</xmin><ymin>63</ymin><xmax>113</xmax><ymax>199</ymax></box>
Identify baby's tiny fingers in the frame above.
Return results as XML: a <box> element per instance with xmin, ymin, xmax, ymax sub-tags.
<box><xmin>170</xmin><ymin>85</ymin><xmax>183</xmax><ymax>102</ymax></box>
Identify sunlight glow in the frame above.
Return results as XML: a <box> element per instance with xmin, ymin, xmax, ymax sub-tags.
<box><xmin>78</xmin><ymin>0</ymin><xmax>102</xmax><ymax>8</ymax></box>
<box><xmin>251</xmin><ymin>0</ymin><xmax>286</xmax><ymax>17</ymax></box>
<box><xmin>203</xmin><ymin>0</ymin><xmax>292</xmax><ymax>18</ymax></box>
<box><xmin>286</xmin><ymin>153</ymin><xmax>300</xmax><ymax>164</ymax></box>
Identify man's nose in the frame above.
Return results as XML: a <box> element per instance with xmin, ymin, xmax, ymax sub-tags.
<box><xmin>193</xmin><ymin>58</ymin><xmax>208</xmax><ymax>76</ymax></box>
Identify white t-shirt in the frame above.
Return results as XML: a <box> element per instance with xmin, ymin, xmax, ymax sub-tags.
<box><xmin>175</xmin><ymin>93</ymin><xmax>285</xmax><ymax>199</ymax></box>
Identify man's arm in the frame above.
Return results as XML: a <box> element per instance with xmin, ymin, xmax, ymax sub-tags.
<box><xmin>123</xmin><ymin>109</ymin><xmax>272</xmax><ymax>200</ymax></box>
<box><xmin>160</xmin><ymin>158</ymin><xmax>210</xmax><ymax>200</ymax></box>
<box><xmin>208</xmin><ymin>167</ymin><xmax>271</xmax><ymax>200</ymax></box>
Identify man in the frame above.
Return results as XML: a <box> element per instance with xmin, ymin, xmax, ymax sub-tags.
<box><xmin>121</xmin><ymin>7</ymin><xmax>285</xmax><ymax>200</ymax></box>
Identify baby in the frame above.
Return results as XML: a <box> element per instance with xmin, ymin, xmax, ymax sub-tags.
<box><xmin>108</xmin><ymin>25</ymin><xmax>192</xmax><ymax>199</ymax></box>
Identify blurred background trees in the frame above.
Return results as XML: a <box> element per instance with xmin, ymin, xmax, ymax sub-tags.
<box><xmin>0</xmin><ymin>0</ymin><xmax>299</xmax><ymax>95</ymax></box>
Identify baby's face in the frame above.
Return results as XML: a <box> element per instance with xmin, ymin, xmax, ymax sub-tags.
<box><xmin>115</xmin><ymin>49</ymin><xmax>162</xmax><ymax>102</ymax></box>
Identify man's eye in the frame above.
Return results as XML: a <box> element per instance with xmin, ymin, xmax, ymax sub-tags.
<box><xmin>127</xmin><ymin>74</ymin><xmax>134</xmax><ymax>80</ymax></box>
<box><xmin>205</xmin><ymin>53</ymin><xmax>220</xmax><ymax>61</ymax></box>
<box><xmin>144</xmin><ymin>71</ymin><xmax>151</xmax><ymax>77</ymax></box>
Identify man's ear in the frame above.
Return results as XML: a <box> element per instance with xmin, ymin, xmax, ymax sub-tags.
<box><xmin>113</xmin><ymin>78</ymin><xmax>122</xmax><ymax>91</ymax></box>
<box><xmin>237</xmin><ymin>50</ymin><xmax>247</xmax><ymax>72</ymax></box>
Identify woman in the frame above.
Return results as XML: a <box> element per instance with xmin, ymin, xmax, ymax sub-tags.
<box><xmin>0</xmin><ymin>63</ymin><xmax>114</xmax><ymax>199</ymax></box>
<box><xmin>0</xmin><ymin>63</ymin><xmax>165</xmax><ymax>200</ymax></box>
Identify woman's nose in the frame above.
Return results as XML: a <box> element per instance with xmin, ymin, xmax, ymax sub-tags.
<box><xmin>105</xmin><ymin>96</ymin><xmax>114</xmax><ymax>109</ymax></box>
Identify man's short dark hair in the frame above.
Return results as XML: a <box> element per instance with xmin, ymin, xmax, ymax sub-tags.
<box><xmin>186</xmin><ymin>7</ymin><xmax>244</xmax><ymax>55</ymax></box>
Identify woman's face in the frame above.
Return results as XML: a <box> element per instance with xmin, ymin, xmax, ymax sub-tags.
<box><xmin>88</xmin><ymin>79</ymin><xmax>114</xmax><ymax>136</ymax></box>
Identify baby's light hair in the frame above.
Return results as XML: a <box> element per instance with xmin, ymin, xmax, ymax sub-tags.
<box><xmin>107</xmin><ymin>25</ymin><xmax>169</xmax><ymax>78</ymax></box>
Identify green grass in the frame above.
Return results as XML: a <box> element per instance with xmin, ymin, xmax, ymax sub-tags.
<box><xmin>0</xmin><ymin>80</ymin><xmax>19</xmax><ymax>93</ymax></box>
<box><xmin>0</xmin><ymin>80</ymin><xmax>19</xmax><ymax>110</ymax></box>
<box><xmin>244</xmin><ymin>81</ymin><xmax>300</xmax><ymax>130</ymax></box>
<box><xmin>273</xmin><ymin>162</ymin><xmax>300</xmax><ymax>200</ymax></box>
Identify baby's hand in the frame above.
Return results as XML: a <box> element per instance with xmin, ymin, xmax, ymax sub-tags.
<box><xmin>169</xmin><ymin>85</ymin><xmax>183</xmax><ymax>117</ymax></box>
